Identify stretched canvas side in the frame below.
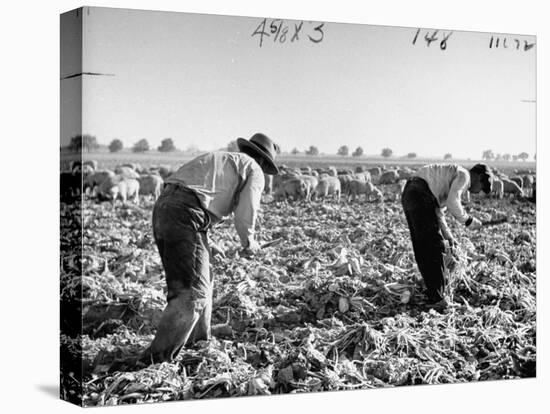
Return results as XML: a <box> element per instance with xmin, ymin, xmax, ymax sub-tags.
<box><xmin>60</xmin><ymin>7</ymin><xmax>84</xmax><ymax>407</ymax></box>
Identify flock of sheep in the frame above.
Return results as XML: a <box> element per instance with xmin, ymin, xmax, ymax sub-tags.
<box><xmin>488</xmin><ymin>169</ymin><xmax>535</xmax><ymax>199</ymax></box>
<box><xmin>269</xmin><ymin>166</ymin><xmax>403</xmax><ymax>203</ymax></box>
<box><xmin>60</xmin><ymin>160</ymin><xmax>535</xmax><ymax>205</ymax></box>
<box><xmin>60</xmin><ymin>161</ymin><xmax>172</xmax><ymax>204</ymax></box>
<box><xmin>268</xmin><ymin>164</ymin><xmax>536</xmax><ymax>203</ymax></box>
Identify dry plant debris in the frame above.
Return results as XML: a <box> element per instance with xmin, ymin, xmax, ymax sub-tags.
<box><xmin>60</xmin><ymin>194</ymin><xmax>536</xmax><ymax>406</ymax></box>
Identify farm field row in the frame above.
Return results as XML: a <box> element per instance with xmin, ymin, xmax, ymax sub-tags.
<box><xmin>60</xmin><ymin>188</ymin><xmax>536</xmax><ymax>405</ymax></box>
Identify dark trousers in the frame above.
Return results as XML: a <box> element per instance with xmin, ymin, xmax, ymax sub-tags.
<box><xmin>144</xmin><ymin>184</ymin><xmax>213</xmax><ymax>363</ymax></box>
<box><xmin>401</xmin><ymin>177</ymin><xmax>446</xmax><ymax>302</ymax></box>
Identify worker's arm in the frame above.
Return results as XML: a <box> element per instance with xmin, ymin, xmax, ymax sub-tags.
<box><xmin>437</xmin><ymin>208</ymin><xmax>455</xmax><ymax>244</ymax></box>
<box><xmin>447</xmin><ymin>169</ymin><xmax>482</xmax><ymax>230</ymax></box>
<box><xmin>233</xmin><ymin>165</ymin><xmax>265</xmax><ymax>250</ymax></box>
<box><xmin>446</xmin><ymin>170</ymin><xmax>471</xmax><ymax>225</ymax></box>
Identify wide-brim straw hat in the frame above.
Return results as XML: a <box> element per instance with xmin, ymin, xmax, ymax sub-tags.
<box><xmin>237</xmin><ymin>133</ymin><xmax>279</xmax><ymax>175</ymax></box>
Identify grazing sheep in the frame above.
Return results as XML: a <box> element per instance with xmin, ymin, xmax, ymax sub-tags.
<box><xmin>398</xmin><ymin>168</ymin><xmax>414</xmax><ymax>180</ymax></box>
<box><xmin>522</xmin><ymin>174</ymin><xmax>535</xmax><ymax>197</ymax></box>
<box><xmin>338</xmin><ymin>168</ymin><xmax>354</xmax><ymax>175</ymax></box>
<box><xmin>301</xmin><ymin>175</ymin><xmax>319</xmax><ymax>201</ymax></box>
<box><xmin>114</xmin><ymin>166</ymin><xmax>140</xmax><ymax>180</ymax></box>
<box><xmin>501</xmin><ymin>178</ymin><xmax>523</xmax><ymax>197</ymax></box>
<box><xmin>83</xmin><ymin>170</ymin><xmax>115</xmax><ymax>196</ymax></box>
<box><xmin>82</xmin><ymin>164</ymin><xmax>95</xmax><ymax>177</ymax></box>
<box><xmin>97</xmin><ymin>175</ymin><xmax>140</xmax><ymax>205</ymax></box>
<box><xmin>386</xmin><ymin>179</ymin><xmax>407</xmax><ymax>201</ymax></box>
<box><xmin>139</xmin><ymin>174</ymin><xmax>164</xmax><ymax>200</ymax></box>
<box><xmin>368</xmin><ymin>167</ymin><xmax>382</xmax><ymax>177</ymax></box>
<box><xmin>158</xmin><ymin>165</ymin><xmax>175</xmax><ymax>179</ymax></box>
<box><xmin>379</xmin><ymin>170</ymin><xmax>400</xmax><ymax>185</ymax></box>
<box><xmin>338</xmin><ymin>174</ymin><xmax>355</xmax><ymax>197</ymax></box>
<box><xmin>353</xmin><ymin>171</ymin><xmax>372</xmax><ymax>183</ymax></box>
<box><xmin>274</xmin><ymin>177</ymin><xmax>308</xmax><ymax>201</ymax></box>
<box><xmin>273</xmin><ymin>172</ymin><xmax>300</xmax><ymax>192</ymax></box>
<box><xmin>69</xmin><ymin>160</ymin><xmax>81</xmax><ymax>174</ymax></box>
<box><xmin>348</xmin><ymin>180</ymin><xmax>383</xmax><ymax>202</ymax></box>
<box><xmin>313</xmin><ymin>176</ymin><xmax>341</xmax><ymax>202</ymax></box>
<box><xmin>60</xmin><ymin>171</ymin><xmax>81</xmax><ymax>200</ymax></box>
<box><xmin>510</xmin><ymin>176</ymin><xmax>524</xmax><ymax>189</ymax></box>
<box><xmin>121</xmin><ymin>162</ymin><xmax>141</xmax><ymax>171</ymax></box>
<box><xmin>83</xmin><ymin>160</ymin><xmax>98</xmax><ymax>171</ymax></box>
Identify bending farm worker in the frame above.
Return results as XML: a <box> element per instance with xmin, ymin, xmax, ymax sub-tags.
<box><xmin>401</xmin><ymin>163</ymin><xmax>492</xmax><ymax>311</ymax></box>
<box><xmin>141</xmin><ymin>132</ymin><xmax>279</xmax><ymax>364</ymax></box>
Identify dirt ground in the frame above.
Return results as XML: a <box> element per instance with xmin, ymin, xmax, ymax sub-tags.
<box><xmin>60</xmin><ymin>187</ymin><xmax>536</xmax><ymax>406</ymax></box>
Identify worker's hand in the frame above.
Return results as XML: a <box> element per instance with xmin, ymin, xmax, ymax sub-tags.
<box><xmin>468</xmin><ymin>217</ymin><xmax>482</xmax><ymax>230</ymax></box>
<box><xmin>210</xmin><ymin>242</ymin><xmax>225</xmax><ymax>258</ymax></box>
<box><xmin>241</xmin><ymin>240</ymin><xmax>261</xmax><ymax>257</ymax></box>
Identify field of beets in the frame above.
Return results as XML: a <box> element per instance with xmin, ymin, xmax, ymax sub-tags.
<box><xmin>60</xmin><ymin>191</ymin><xmax>536</xmax><ymax>406</ymax></box>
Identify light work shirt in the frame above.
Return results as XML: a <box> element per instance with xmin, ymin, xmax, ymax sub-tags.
<box><xmin>166</xmin><ymin>151</ymin><xmax>265</xmax><ymax>247</ymax></box>
<box><xmin>414</xmin><ymin>164</ymin><xmax>471</xmax><ymax>239</ymax></box>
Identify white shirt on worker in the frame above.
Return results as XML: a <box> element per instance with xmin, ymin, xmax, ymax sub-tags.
<box><xmin>166</xmin><ymin>151</ymin><xmax>265</xmax><ymax>248</ymax></box>
<box><xmin>414</xmin><ymin>164</ymin><xmax>471</xmax><ymax>239</ymax></box>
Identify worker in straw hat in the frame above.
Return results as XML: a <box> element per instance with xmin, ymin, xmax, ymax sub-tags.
<box><xmin>401</xmin><ymin>163</ymin><xmax>492</xmax><ymax>311</ymax></box>
<box><xmin>140</xmin><ymin>133</ymin><xmax>279</xmax><ymax>364</ymax></box>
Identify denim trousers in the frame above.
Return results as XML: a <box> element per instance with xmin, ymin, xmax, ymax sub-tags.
<box><xmin>144</xmin><ymin>184</ymin><xmax>213</xmax><ymax>363</ymax></box>
<box><xmin>401</xmin><ymin>177</ymin><xmax>447</xmax><ymax>302</ymax></box>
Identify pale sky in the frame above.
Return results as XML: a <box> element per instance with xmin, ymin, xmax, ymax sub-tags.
<box><xmin>61</xmin><ymin>6</ymin><xmax>536</xmax><ymax>159</ymax></box>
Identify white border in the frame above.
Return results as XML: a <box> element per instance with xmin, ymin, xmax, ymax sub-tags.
<box><xmin>2</xmin><ymin>1</ymin><xmax>545</xmax><ymax>413</ymax></box>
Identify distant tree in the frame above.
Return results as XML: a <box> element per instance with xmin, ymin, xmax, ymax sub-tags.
<box><xmin>502</xmin><ymin>153</ymin><xmax>511</xmax><ymax>161</ymax></box>
<box><xmin>352</xmin><ymin>146</ymin><xmax>364</xmax><ymax>157</ymax></box>
<box><xmin>291</xmin><ymin>147</ymin><xmax>300</xmax><ymax>155</ymax></box>
<box><xmin>227</xmin><ymin>140</ymin><xmax>239</xmax><ymax>152</ymax></box>
<box><xmin>381</xmin><ymin>148</ymin><xmax>393</xmax><ymax>158</ymax></box>
<box><xmin>482</xmin><ymin>149</ymin><xmax>495</xmax><ymax>161</ymax></box>
<box><xmin>512</xmin><ymin>155</ymin><xmax>519</xmax><ymax>162</ymax></box>
<box><xmin>132</xmin><ymin>138</ymin><xmax>150</xmax><ymax>153</ymax></box>
<box><xmin>158</xmin><ymin>138</ymin><xmax>176</xmax><ymax>152</ymax></box>
<box><xmin>406</xmin><ymin>152</ymin><xmax>417</xmax><ymax>159</ymax></box>
<box><xmin>337</xmin><ymin>145</ymin><xmax>349</xmax><ymax>156</ymax></box>
<box><xmin>305</xmin><ymin>145</ymin><xmax>319</xmax><ymax>156</ymax></box>
<box><xmin>495</xmin><ymin>153</ymin><xmax>502</xmax><ymax>161</ymax></box>
<box><xmin>67</xmin><ymin>136</ymin><xmax>82</xmax><ymax>152</ymax></box>
<box><xmin>68</xmin><ymin>134</ymin><xmax>99</xmax><ymax>152</ymax></box>
<box><xmin>444</xmin><ymin>153</ymin><xmax>452</xmax><ymax>160</ymax></box>
<box><xmin>517</xmin><ymin>152</ymin><xmax>529</xmax><ymax>161</ymax></box>
<box><xmin>82</xmin><ymin>135</ymin><xmax>99</xmax><ymax>152</ymax></box>
<box><xmin>108</xmin><ymin>139</ymin><xmax>123</xmax><ymax>153</ymax></box>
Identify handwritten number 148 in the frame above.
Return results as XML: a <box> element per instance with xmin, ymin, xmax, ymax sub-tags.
<box><xmin>412</xmin><ymin>29</ymin><xmax>453</xmax><ymax>50</ymax></box>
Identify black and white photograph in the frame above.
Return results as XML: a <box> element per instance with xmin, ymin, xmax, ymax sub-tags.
<box><xmin>58</xmin><ymin>4</ymin><xmax>538</xmax><ymax>408</ymax></box>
